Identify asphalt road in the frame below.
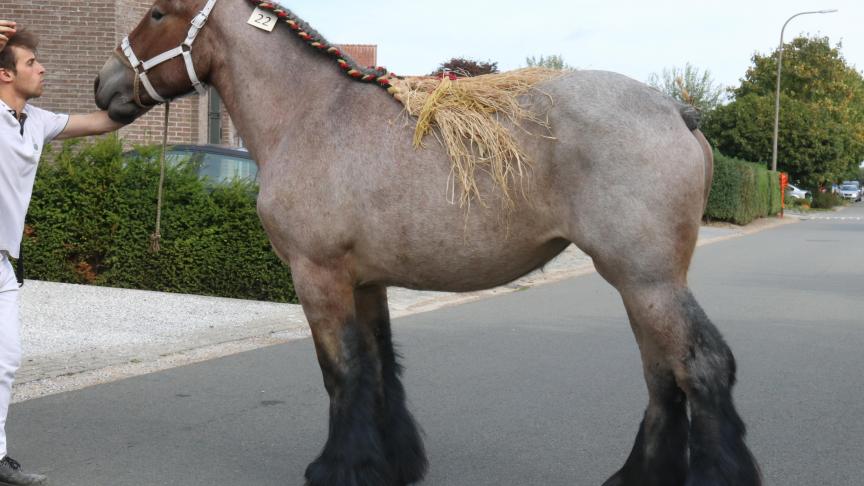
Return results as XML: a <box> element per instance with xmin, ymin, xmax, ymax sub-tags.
<box><xmin>9</xmin><ymin>204</ymin><xmax>864</xmax><ymax>485</ymax></box>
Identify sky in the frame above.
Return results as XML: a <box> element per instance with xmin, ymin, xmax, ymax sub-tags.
<box><xmin>288</xmin><ymin>0</ymin><xmax>864</xmax><ymax>91</ymax></box>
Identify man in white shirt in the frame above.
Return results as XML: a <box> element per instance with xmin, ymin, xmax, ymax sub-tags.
<box><xmin>0</xmin><ymin>20</ymin><xmax>128</xmax><ymax>485</ymax></box>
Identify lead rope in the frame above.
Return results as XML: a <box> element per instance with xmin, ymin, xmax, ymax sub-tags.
<box><xmin>149</xmin><ymin>102</ymin><xmax>170</xmax><ymax>253</ymax></box>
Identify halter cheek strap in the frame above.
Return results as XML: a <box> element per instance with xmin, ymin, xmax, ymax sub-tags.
<box><xmin>121</xmin><ymin>0</ymin><xmax>219</xmax><ymax>105</ymax></box>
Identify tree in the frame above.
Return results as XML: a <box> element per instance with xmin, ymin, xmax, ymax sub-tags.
<box><xmin>647</xmin><ymin>63</ymin><xmax>724</xmax><ymax>114</ymax></box>
<box><xmin>525</xmin><ymin>54</ymin><xmax>575</xmax><ymax>71</ymax></box>
<box><xmin>703</xmin><ymin>36</ymin><xmax>864</xmax><ymax>188</ymax></box>
<box><xmin>430</xmin><ymin>58</ymin><xmax>498</xmax><ymax>77</ymax></box>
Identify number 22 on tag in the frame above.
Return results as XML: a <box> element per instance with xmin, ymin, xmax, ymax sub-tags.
<box><xmin>248</xmin><ymin>7</ymin><xmax>278</xmax><ymax>32</ymax></box>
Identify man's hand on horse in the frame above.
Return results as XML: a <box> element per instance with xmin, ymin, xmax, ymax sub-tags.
<box><xmin>0</xmin><ymin>20</ymin><xmax>16</xmax><ymax>52</ymax></box>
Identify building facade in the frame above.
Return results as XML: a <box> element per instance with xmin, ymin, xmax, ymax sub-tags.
<box><xmin>2</xmin><ymin>0</ymin><xmax>376</xmax><ymax>147</ymax></box>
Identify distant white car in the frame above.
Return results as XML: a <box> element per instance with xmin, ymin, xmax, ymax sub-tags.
<box><xmin>838</xmin><ymin>183</ymin><xmax>862</xmax><ymax>202</ymax></box>
<box><xmin>785</xmin><ymin>183</ymin><xmax>811</xmax><ymax>200</ymax></box>
<box><xmin>841</xmin><ymin>181</ymin><xmax>861</xmax><ymax>201</ymax></box>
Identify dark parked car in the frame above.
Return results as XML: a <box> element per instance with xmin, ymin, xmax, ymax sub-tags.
<box><xmin>165</xmin><ymin>144</ymin><xmax>257</xmax><ymax>184</ymax></box>
<box><xmin>126</xmin><ymin>144</ymin><xmax>257</xmax><ymax>184</ymax></box>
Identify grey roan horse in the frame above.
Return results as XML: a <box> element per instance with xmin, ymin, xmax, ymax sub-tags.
<box><xmin>94</xmin><ymin>1</ymin><xmax>762</xmax><ymax>484</ymax></box>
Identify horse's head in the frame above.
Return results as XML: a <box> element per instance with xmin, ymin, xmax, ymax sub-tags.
<box><xmin>95</xmin><ymin>0</ymin><xmax>218</xmax><ymax>123</ymax></box>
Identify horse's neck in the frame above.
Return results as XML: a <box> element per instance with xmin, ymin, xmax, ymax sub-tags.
<box><xmin>208</xmin><ymin>2</ymin><xmax>391</xmax><ymax>164</ymax></box>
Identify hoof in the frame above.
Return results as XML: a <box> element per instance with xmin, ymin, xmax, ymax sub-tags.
<box><xmin>602</xmin><ymin>465</ymin><xmax>687</xmax><ymax>486</ymax></box>
<box><xmin>383</xmin><ymin>416</ymin><xmax>428</xmax><ymax>484</ymax></box>
<box><xmin>388</xmin><ymin>445</ymin><xmax>427</xmax><ymax>485</ymax></box>
<box><xmin>684</xmin><ymin>463</ymin><xmax>762</xmax><ymax>486</ymax></box>
<box><xmin>305</xmin><ymin>455</ymin><xmax>396</xmax><ymax>486</ymax></box>
<box><xmin>601</xmin><ymin>470</ymin><xmax>626</xmax><ymax>486</ymax></box>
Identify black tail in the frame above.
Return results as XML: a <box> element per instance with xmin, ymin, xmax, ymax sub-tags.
<box><xmin>679</xmin><ymin>103</ymin><xmax>701</xmax><ymax>131</ymax></box>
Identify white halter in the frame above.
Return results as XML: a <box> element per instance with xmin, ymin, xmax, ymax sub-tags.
<box><xmin>121</xmin><ymin>0</ymin><xmax>219</xmax><ymax>104</ymax></box>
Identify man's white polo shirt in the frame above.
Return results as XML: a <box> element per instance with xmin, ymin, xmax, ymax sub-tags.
<box><xmin>0</xmin><ymin>98</ymin><xmax>69</xmax><ymax>258</ymax></box>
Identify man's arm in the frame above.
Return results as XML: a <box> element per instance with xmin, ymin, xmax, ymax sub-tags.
<box><xmin>56</xmin><ymin>111</ymin><xmax>126</xmax><ymax>140</ymax></box>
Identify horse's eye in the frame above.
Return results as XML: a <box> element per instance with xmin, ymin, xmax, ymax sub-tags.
<box><xmin>151</xmin><ymin>8</ymin><xmax>165</xmax><ymax>21</ymax></box>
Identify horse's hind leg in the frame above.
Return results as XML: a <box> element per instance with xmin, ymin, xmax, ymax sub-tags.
<box><xmin>675</xmin><ymin>289</ymin><xmax>761</xmax><ymax>486</ymax></box>
<box><xmin>290</xmin><ymin>258</ymin><xmax>396</xmax><ymax>486</ymax></box>
<box><xmin>579</xmin><ymin>222</ymin><xmax>760</xmax><ymax>486</ymax></box>
<box><xmin>600</xmin><ymin>279</ymin><xmax>761</xmax><ymax>486</ymax></box>
<box><xmin>355</xmin><ymin>285</ymin><xmax>428</xmax><ymax>484</ymax></box>
<box><xmin>601</xmin><ymin>283</ymin><xmax>691</xmax><ymax>486</ymax></box>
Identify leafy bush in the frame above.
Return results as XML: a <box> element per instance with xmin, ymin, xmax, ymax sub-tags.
<box><xmin>704</xmin><ymin>151</ymin><xmax>781</xmax><ymax>225</ymax></box>
<box><xmin>784</xmin><ymin>196</ymin><xmax>809</xmax><ymax>210</ymax></box>
<box><xmin>430</xmin><ymin>57</ymin><xmax>498</xmax><ymax>77</ymax></box>
<box><xmin>22</xmin><ymin>136</ymin><xmax>296</xmax><ymax>303</ymax></box>
<box><xmin>810</xmin><ymin>191</ymin><xmax>844</xmax><ymax>209</ymax></box>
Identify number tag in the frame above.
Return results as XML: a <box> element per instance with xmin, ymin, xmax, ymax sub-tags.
<box><xmin>247</xmin><ymin>7</ymin><xmax>278</xmax><ymax>32</ymax></box>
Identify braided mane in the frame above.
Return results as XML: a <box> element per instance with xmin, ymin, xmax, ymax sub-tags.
<box><xmin>249</xmin><ymin>1</ymin><xmax>401</xmax><ymax>97</ymax></box>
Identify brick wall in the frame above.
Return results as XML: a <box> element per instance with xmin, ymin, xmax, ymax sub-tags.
<box><xmin>338</xmin><ymin>44</ymin><xmax>378</xmax><ymax>69</ymax></box>
<box><xmin>1</xmin><ymin>1</ymin><xmax>374</xmax><ymax>148</ymax></box>
<box><xmin>0</xmin><ymin>0</ymin><xmax>200</xmax><ymax>146</ymax></box>
<box><xmin>0</xmin><ymin>0</ymin><xmax>115</xmax><ymax>116</ymax></box>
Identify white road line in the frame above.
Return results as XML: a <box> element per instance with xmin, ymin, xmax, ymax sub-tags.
<box><xmin>803</xmin><ymin>216</ymin><xmax>863</xmax><ymax>221</ymax></box>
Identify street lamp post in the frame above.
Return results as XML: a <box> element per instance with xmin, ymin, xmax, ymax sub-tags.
<box><xmin>771</xmin><ymin>9</ymin><xmax>837</xmax><ymax>172</ymax></box>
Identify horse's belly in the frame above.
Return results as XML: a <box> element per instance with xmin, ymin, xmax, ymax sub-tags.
<box><xmin>358</xmin><ymin>237</ymin><xmax>571</xmax><ymax>292</ymax></box>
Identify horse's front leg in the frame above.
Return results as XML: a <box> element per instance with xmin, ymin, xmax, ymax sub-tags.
<box><xmin>355</xmin><ymin>285</ymin><xmax>427</xmax><ymax>484</ymax></box>
<box><xmin>291</xmin><ymin>258</ymin><xmax>395</xmax><ymax>486</ymax></box>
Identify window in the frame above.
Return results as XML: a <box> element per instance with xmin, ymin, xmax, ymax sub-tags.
<box><xmin>198</xmin><ymin>152</ymin><xmax>257</xmax><ymax>183</ymax></box>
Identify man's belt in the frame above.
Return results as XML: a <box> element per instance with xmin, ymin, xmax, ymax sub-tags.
<box><xmin>1</xmin><ymin>247</ymin><xmax>24</xmax><ymax>287</ymax></box>
<box><xmin>15</xmin><ymin>244</ymin><xmax>23</xmax><ymax>287</ymax></box>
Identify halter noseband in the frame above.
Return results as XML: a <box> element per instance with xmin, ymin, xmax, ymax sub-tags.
<box><xmin>120</xmin><ymin>0</ymin><xmax>219</xmax><ymax>106</ymax></box>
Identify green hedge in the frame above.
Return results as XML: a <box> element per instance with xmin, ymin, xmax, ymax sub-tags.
<box><xmin>705</xmin><ymin>150</ymin><xmax>781</xmax><ymax>225</ymax></box>
<box><xmin>811</xmin><ymin>191</ymin><xmax>844</xmax><ymax>209</ymax></box>
<box><xmin>21</xmin><ymin>136</ymin><xmax>297</xmax><ymax>303</ymax></box>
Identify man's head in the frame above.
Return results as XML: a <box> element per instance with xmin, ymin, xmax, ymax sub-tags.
<box><xmin>0</xmin><ymin>29</ymin><xmax>45</xmax><ymax>100</ymax></box>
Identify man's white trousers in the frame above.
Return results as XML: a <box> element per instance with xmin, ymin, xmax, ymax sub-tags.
<box><xmin>0</xmin><ymin>253</ymin><xmax>22</xmax><ymax>460</ymax></box>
